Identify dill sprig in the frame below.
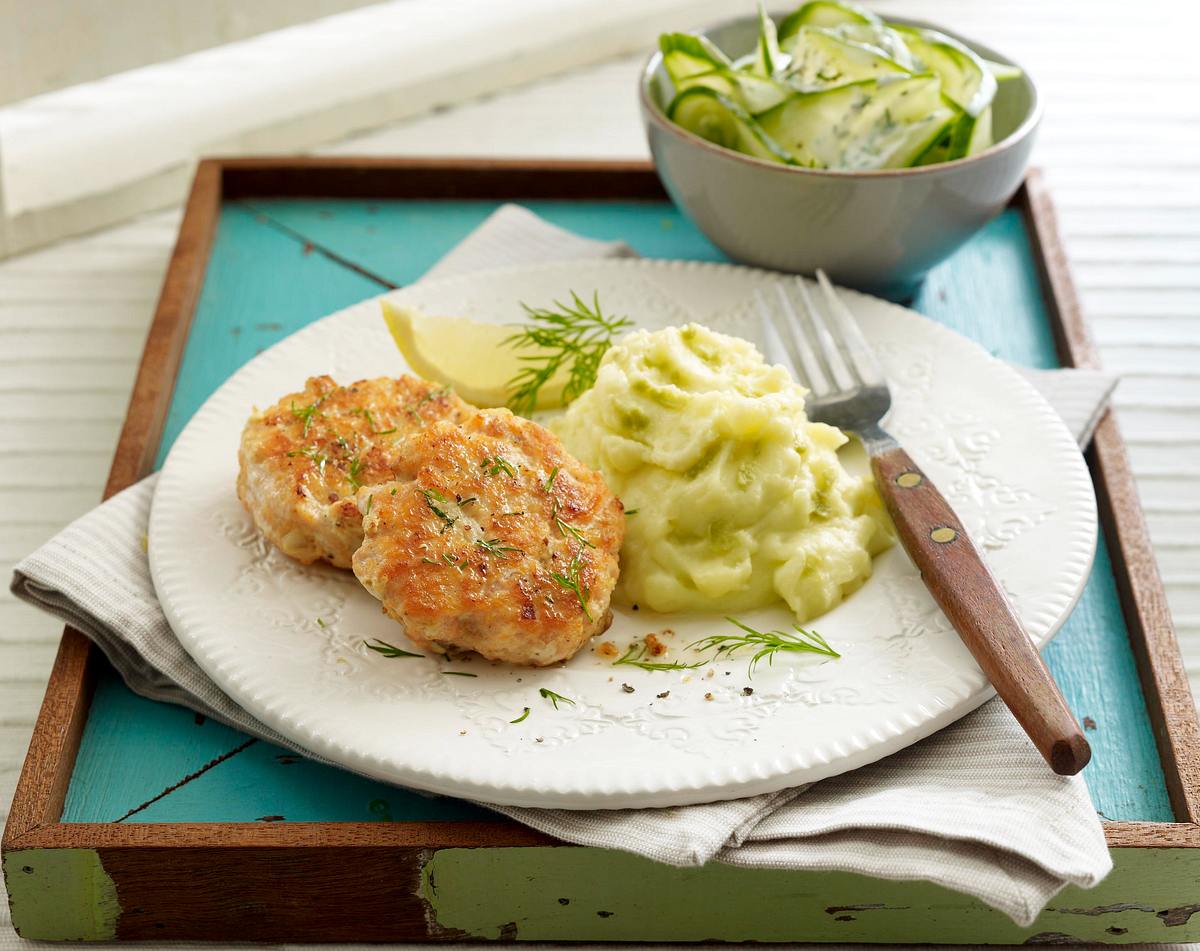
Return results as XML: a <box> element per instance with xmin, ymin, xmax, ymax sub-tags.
<box><xmin>475</xmin><ymin>538</ymin><xmax>523</xmax><ymax>559</ymax></box>
<box><xmin>409</xmin><ymin>385</ymin><xmax>450</xmax><ymax>417</ymax></box>
<box><xmin>544</xmin><ymin>466</ymin><xmax>559</xmax><ymax>491</ymax></box>
<box><xmin>287</xmin><ymin>444</ymin><xmax>327</xmax><ymax>477</ymax></box>
<box><xmin>689</xmin><ymin>618</ymin><xmax>840</xmax><ymax>678</ymax></box>
<box><xmin>510</xmin><ymin>707</ymin><xmax>531</xmax><ymax>724</ymax></box>
<box><xmin>421</xmin><ymin>488</ymin><xmax>457</xmax><ymax>531</ymax></box>
<box><xmin>347</xmin><ymin>456</ymin><xmax>364</xmax><ymax>491</ymax></box>
<box><xmin>365</xmin><ymin>639</ymin><xmax>424</xmax><ymax>659</ymax></box>
<box><xmin>442</xmin><ymin>670</ymin><xmax>478</xmax><ymax>678</ymax></box>
<box><xmin>555</xmin><ymin>515</ymin><xmax>594</xmax><ymax>549</ymax></box>
<box><xmin>539</xmin><ymin>687</ymin><xmax>575</xmax><ymax>709</ymax></box>
<box><xmin>504</xmin><ymin>291</ymin><xmax>632</xmax><ymax>415</ymax></box>
<box><xmin>357</xmin><ymin>408</ymin><xmax>396</xmax><ymax>435</ymax></box>
<box><xmin>290</xmin><ymin>396</ymin><xmax>326</xmax><ymax>437</ymax></box>
<box><xmin>423</xmin><ymin>553</ymin><xmax>465</xmax><ymax>573</ymax></box>
<box><xmin>613</xmin><ymin>643</ymin><xmax>705</xmax><ymax>672</ymax></box>
<box><xmin>550</xmin><ymin>551</ymin><xmax>592</xmax><ymax>621</ymax></box>
<box><xmin>481</xmin><ymin>456</ymin><xmax>517</xmax><ymax>478</ymax></box>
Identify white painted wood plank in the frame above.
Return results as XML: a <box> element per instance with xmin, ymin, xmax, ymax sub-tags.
<box><xmin>0</xmin><ymin>601</ymin><xmax>69</xmax><ymax>645</ymax></box>
<box><xmin>0</xmin><ymin>418</ymin><xmax>122</xmax><ymax>454</ymax></box>
<box><xmin>0</xmin><ymin>360</ymin><xmax>139</xmax><ymax>392</ymax></box>
<box><xmin>0</xmin><ymin>18</ymin><xmax>1198</xmax><ymax>947</ymax></box>
<box><xmin>0</xmin><ymin>642</ymin><xmax>61</xmax><ymax>682</ymax></box>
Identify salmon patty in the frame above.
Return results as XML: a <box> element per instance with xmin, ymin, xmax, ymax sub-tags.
<box><xmin>237</xmin><ymin>375</ymin><xmax>474</xmax><ymax>568</ymax></box>
<box><xmin>352</xmin><ymin>409</ymin><xmax>624</xmax><ymax>666</ymax></box>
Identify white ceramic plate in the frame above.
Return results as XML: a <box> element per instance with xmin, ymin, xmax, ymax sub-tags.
<box><xmin>150</xmin><ymin>259</ymin><xmax>1097</xmax><ymax>809</ymax></box>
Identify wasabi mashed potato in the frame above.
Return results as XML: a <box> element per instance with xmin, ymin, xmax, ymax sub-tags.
<box><xmin>553</xmin><ymin>323</ymin><xmax>893</xmax><ymax>620</ymax></box>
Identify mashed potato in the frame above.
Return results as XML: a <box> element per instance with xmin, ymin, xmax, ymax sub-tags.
<box><xmin>553</xmin><ymin>323</ymin><xmax>892</xmax><ymax>619</ymax></box>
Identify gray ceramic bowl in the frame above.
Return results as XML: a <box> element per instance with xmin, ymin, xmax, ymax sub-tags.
<box><xmin>639</xmin><ymin>14</ymin><xmax>1041</xmax><ymax>298</ymax></box>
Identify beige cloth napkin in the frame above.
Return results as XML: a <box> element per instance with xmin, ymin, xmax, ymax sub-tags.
<box><xmin>11</xmin><ymin>205</ymin><xmax>1116</xmax><ymax>927</ymax></box>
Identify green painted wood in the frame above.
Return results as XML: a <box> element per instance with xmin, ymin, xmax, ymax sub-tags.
<box><xmin>421</xmin><ymin>845</ymin><xmax>1200</xmax><ymax>943</ymax></box>
<box><xmin>3</xmin><ymin>848</ymin><xmax>120</xmax><ymax>941</ymax></box>
<box><xmin>63</xmin><ymin>198</ymin><xmax>1173</xmax><ymax>825</ymax></box>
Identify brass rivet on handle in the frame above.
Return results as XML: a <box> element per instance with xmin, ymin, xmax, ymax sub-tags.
<box><xmin>896</xmin><ymin>471</ymin><xmax>922</xmax><ymax>488</ymax></box>
<box><xmin>930</xmin><ymin>526</ymin><xmax>957</xmax><ymax>544</ymax></box>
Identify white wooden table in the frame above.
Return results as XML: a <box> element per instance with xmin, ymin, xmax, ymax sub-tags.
<box><xmin>2</xmin><ymin>0</ymin><xmax>1198</xmax><ymax>945</ymax></box>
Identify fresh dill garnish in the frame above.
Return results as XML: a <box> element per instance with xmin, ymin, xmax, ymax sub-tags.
<box><xmin>624</xmin><ymin>509</ymin><xmax>639</xmax><ymax>516</ymax></box>
<box><xmin>365</xmin><ymin>639</ymin><xmax>424</xmax><ymax>659</ymax></box>
<box><xmin>550</xmin><ymin>552</ymin><xmax>591</xmax><ymax>621</ymax></box>
<box><xmin>364</xmin><ymin>494</ymin><xmax>373</xmax><ymax>515</ymax></box>
<box><xmin>421</xmin><ymin>553</ymin><xmax>463</xmax><ymax>573</ymax></box>
<box><xmin>359</xmin><ymin>408</ymin><xmax>396</xmax><ymax>435</ymax></box>
<box><xmin>555</xmin><ymin>516</ymin><xmax>594</xmax><ymax>549</ymax></box>
<box><xmin>347</xmin><ymin>456</ymin><xmax>364</xmax><ymax>491</ymax></box>
<box><xmin>290</xmin><ymin>396</ymin><xmax>326</xmax><ymax>437</ymax></box>
<box><xmin>689</xmin><ymin>618</ymin><xmax>839</xmax><ymax>678</ymax></box>
<box><xmin>613</xmin><ymin>643</ymin><xmax>705</xmax><ymax>672</ymax></box>
<box><xmin>504</xmin><ymin>291</ymin><xmax>632</xmax><ymax>415</ymax></box>
<box><xmin>457</xmin><ymin>496</ymin><xmax>477</xmax><ymax>507</ymax></box>
<box><xmin>316</xmin><ymin>617</ymin><xmax>326</xmax><ymax>628</ymax></box>
<box><xmin>475</xmin><ymin>537</ymin><xmax>522</xmax><ymax>559</ymax></box>
<box><xmin>421</xmin><ymin>488</ymin><xmax>457</xmax><ymax>531</ymax></box>
<box><xmin>287</xmin><ymin>445</ymin><xmax>328</xmax><ymax>477</ymax></box>
<box><xmin>409</xmin><ymin>385</ymin><xmax>450</xmax><ymax>416</ymax></box>
<box><xmin>481</xmin><ymin>456</ymin><xmax>517</xmax><ymax>477</ymax></box>
<box><xmin>544</xmin><ymin>466</ymin><xmax>558</xmax><ymax>491</ymax></box>
<box><xmin>442</xmin><ymin>670</ymin><xmax>478</xmax><ymax>678</ymax></box>
<box><xmin>539</xmin><ymin>687</ymin><xmax>575</xmax><ymax>709</ymax></box>
<box><xmin>497</xmin><ymin>510</ymin><xmax>525</xmax><ymax>517</ymax></box>
<box><xmin>510</xmin><ymin>706</ymin><xmax>531</xmax><ymax>724</ymax></box>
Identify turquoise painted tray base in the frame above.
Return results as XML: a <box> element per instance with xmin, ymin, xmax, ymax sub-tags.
<box><xmin>62</xmin><ymin>200</ymin><xmax>1172</xmax><ymax>825</ymax></box>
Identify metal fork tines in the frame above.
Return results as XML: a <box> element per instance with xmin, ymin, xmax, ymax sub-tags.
<box><xmin>755</xmin><ymin>270</ymin><xmax>892</xmax><ymax>445</ymax></box>
<box><xmin>754</xmin><ymin>269</ymin><xmax>1092</xmax><ymax>776</ymax></box>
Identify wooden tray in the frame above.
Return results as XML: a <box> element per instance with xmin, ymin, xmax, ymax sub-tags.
<box><xmin>4</xmin><ymin>158</ymin><xmax>1199</xmax><ymax>944</ymax></box>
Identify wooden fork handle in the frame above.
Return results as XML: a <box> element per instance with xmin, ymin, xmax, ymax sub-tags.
<box><xmin>871</xmin><ymin>444</ymin><xmax>1091</xmax><ymax>776</ymax></box>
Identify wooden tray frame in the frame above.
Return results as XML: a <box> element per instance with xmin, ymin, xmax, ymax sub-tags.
<box><xmin>4</xmin><ymin>158</ymin><xmax>1199</xmax><ymax>943</ymax></box>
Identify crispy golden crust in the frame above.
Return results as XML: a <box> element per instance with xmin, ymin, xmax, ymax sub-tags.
<box><xmin>236</xmin><ymin>375</ymin><xmax>474</xmax><ymax>568</ymax></box>
<box><xmin>352</xmin><ymin>409</ymin><xmax>625</xmax><ymax>667</ymax></box>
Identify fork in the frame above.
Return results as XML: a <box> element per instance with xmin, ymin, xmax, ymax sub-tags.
<box><xmin>757</xmin><ymin>271</ymin><xmax>1091</xmax><ymax>776</ymax></box>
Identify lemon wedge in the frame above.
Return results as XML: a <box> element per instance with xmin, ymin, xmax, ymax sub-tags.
<box><xmin>381</xmin><ymin>300</ymin><xmax>564</xmax><ymax>410</ymax></box>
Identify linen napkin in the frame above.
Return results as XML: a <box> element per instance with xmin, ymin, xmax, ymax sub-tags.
<box><xmin>11</xmin><ymin>205</ymin><xmax>1117</xmax><ymax>927</ymax></box>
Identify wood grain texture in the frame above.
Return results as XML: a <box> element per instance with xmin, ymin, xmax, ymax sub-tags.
<box><xmin>61</xmin><ymin>667</ymin><xmax>493</xmax><ymax>824</ymax></box>
<box><xmin>1</xmin><ymin>632</ymin><xmax>94</xmax><ymax>842</ymax></box>
<box><xmin>51</xmin><ymin>189</ymin><xmax>1167</xmax><ymax>824</ymax></box>
<box><xmin>46</xmin><ymin>169</ymin><xmax>1177</xmax><ymax>826</ymax></box>
<box><xmin>1021</xmin><ymin>171</ymin><xmax>1200</xmax><ymax>823</ymax></box>
<box><xmin>219</xmin><ymin>156</ymin><xmax>669</xmax><ymax>201</ymax></box>
<box><xmin>912</xmin><ymin>206</ymin><xmax>1174</xmax><ymax>819</ymax></box>
<box><xmin>4</xmin><ymin>160</ymin><xmax>1198</xmax><ymax>946</ymax></box>
<box><xmin>104</xmin><ymin>160</ymin><xmax>220</xmax><ymax>499</ymax></box>
<box><xmin>871</xmin><ymin>443</ymin><xmax>1090</xmax><ymax>775</ymax></box>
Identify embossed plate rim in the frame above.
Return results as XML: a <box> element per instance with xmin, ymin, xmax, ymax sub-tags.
<box><xmin>149</xmin><ymin>258</ymin><xmax>1097</xmax><ymax>808</ymax></box>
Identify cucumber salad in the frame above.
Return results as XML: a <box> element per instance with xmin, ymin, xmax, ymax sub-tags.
<box><xmin>659</xmin><ymin>0</ymin><xmax>1022</xmax><ymax>170</ymax></box>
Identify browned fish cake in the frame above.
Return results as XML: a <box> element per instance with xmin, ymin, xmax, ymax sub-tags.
<box><xmin>352</xmin><ymin>409</ymin><xmax>624</xmax><ymax>667</ymax></box>
<box><xmin>237</xmin><ymin>375</ymin><xmax>474</xmax><ymax>568</ymax></box>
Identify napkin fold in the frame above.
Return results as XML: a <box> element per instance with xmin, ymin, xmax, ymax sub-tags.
<box><xmin>11</xmin><ymin>204</ymin><xmax>1116</xmax><ymax>927</ymax></box>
